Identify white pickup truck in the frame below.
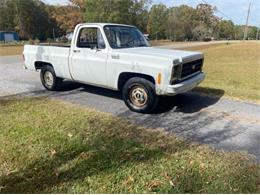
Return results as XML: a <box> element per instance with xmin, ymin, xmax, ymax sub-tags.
<box><xmin>23</xmin><ymin>23</ymin><xmax>205</xmax><ymax>113</ymax></box>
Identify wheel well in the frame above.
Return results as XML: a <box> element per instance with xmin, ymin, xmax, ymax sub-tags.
<box><xmin>118</xmin><ymin>72</ymin><xmax>155</xmax><ymax>91</ymax></box>
<box><xmin>35</xmin><ymin>61</ymin><xmax>53</xmax><ymax>70</ymax></box>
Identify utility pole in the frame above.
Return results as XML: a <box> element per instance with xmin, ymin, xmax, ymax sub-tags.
<box><xmin>53</xmin><ymin>28</ymin><xmax>56</xmax><ymax>41</ymax></box>
<box><xmin>243</xmin><ymin>1</ymin><xmax>252</xmax><ymax>40</ymax></box>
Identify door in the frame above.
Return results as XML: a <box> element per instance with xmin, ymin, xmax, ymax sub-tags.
<box><xmin>70</xmin><ymin>27</ymin><xmax>108</xmax><ymax>86</ymax></box>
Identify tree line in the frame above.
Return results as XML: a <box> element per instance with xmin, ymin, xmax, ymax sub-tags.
<box><xmin>0</xmin><ymin>0</ymin><xmax>258</xmax><ymax>41</ymax></box>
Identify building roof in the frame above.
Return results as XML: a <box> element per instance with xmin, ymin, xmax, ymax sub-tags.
<box><xmin>0</xmin><ymin>31</ymin><xmax>18</xmax><ymax>33</ymax></box>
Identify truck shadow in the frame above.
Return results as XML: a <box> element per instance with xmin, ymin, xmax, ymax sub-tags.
<box><xmin>154</xmin><ymin>87</ymin><xmax>225</xmax><ymax>114</ymax></box>
<box><xmin>62</xmin><ymin>81</ymin><xmax>225</xmax><ymax>115</ymax></box>
<box><xmin>1</xmin><ymin>81</ymin><xmax>225</xmax><ymax>115</ymax></box>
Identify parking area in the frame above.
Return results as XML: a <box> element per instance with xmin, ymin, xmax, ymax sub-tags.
<box><xmin>1</xmin><ymin>55</ymin><xmax>260</xmax><ymax>161</ymax></box>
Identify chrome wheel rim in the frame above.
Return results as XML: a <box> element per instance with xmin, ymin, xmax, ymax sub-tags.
<box><xmin>129</xmin><ymin>85</ymin><xmax>148</xmax><ymax>107</ymax></box>
<box><xmin>44</xmin><ymin>71</ymin><xmax>54</xmax><ymax>87</ymax></box>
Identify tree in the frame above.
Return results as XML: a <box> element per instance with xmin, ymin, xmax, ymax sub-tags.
<box><xmin>0</xmin><ymin>0</ymin><xmax>54</xmax><ymax>40</ymax></box>
<box><xmin>147</xmin><ymin>3</ymin><xmax>168</xmax><ymax>40</ymax></box>
<box><xmin>47</xmin><ymin>4</ymin><xmax>84</xmax><ymax>34</ymax></box>
<box><xmin>234</xmin><ymin>25</ymin><xmax>257</xmax><ymax>40</ymax></box>
<box><xmin>194</xmin><ymin>3</ymin><xmax>219</xmax><ymax>39</ymax></box>
<box><xmin>1</xmin><ymin>0</ymin><xmax>258</xmax><ymax>41</ymax></box>
<box><xmin>216</xmin><ymin>20</ymin><xmax>235</xmax><ymax>40</ymax></box>
<box><xmin>167</xmin><ymin>5</ymin><xmax>197</xmax><ymax>41</ymax></box>
<box><xmin>247</xmin><ymin>26</ymin><xmax>257</xmax><ymax>40</ymax></box>
<box><xmin>195</xmin><ymin>3</ymin><xmax>218</xmax><ymax>27</ymax></box>
<box><xmin>234</xmin><ymin>25</ymin><xmax>244</xmax><ymax>40</ymax></box>
<box><xmin>84</xmin><ymin>0</ymin><xmax>150</xmax><ymax>32</ymax></box>
<box><xmin>69</xmin><ymin>0</ymin><xmax>85</xmax><ymax>11</ymax></box>
<box><xmin>0</xmin><ymin>0</ymin><xmax>16</xmax><ymax>31</ymax></box>
<box><xmin>128</xmin><ymin>0</ymin><xmax>151</xmax><ymax>32</ymax></box>
<box><xmin>192</xmin><ymin>23</ymin><xmax>209</xmax><ymax>41</ymax></box>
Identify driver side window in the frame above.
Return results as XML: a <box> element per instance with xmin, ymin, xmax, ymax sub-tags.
<box><xmin>77</xmin><ymin>27</ymin><xmax>106</xmax><ymax>49</ymax></box>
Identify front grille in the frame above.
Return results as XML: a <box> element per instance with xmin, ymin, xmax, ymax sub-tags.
<box><xmin>181</xmin><ymin>59</ymin><xmax>203</xmax><ymax>78</ymax></box>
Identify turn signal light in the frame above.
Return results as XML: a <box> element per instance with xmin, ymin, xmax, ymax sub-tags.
<box><xmin>157</xmin><ymin>73</ymin><xmax>162</xmax><ymax>85</ymax></box>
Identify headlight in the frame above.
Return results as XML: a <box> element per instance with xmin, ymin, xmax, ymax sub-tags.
<box><xmin>170</xmin><ymin>60</ymin><xmax>182</xmax><ymax>85</ymax></box>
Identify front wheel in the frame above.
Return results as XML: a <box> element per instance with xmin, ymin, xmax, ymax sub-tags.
<box><xmin>122</xmin><ymin>77</ymin><xmax>159</xmax><ymax>113</ymax></box>
<box><xmin>40</xmin><ymin>66</ymin><xmax>62</xmax><ymax>91</ymax></box>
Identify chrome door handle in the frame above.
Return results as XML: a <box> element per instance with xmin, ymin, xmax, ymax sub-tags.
<box><xmin>73</xmin><ymin>50</ymin><xmax>80</xmax><ymax>53</ymax></box>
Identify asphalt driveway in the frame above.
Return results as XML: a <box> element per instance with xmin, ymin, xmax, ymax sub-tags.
<box><xmin>1</xmin><ymin>55</ymin><xmax>260</xmax><ymax>162</ymax></box>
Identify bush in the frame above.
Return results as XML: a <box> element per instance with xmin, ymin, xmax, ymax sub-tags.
<box><xmin>46</xmin><ymin>38</ymin><xmax>54</xmax><ymax>43</ymax></box>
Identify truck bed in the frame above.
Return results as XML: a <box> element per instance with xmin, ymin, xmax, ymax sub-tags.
<box><xmin>23</xmin><ymin>44</ymin><xmax>72</xmax><ymax>79</ymax></box>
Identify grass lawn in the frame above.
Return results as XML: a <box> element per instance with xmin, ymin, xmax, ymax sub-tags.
<box><xmin>0</xmin><ymin>98</ymin><xmax>259</xmax><ymax>193</ymax></box>
<box><xmin>0</xmin><ymin>45</ymin><xmax>23</xmax><ymax>56</ymax></box>
<box><xmin>188</xmin><ymin>41</ymin><xmax>260</xmax><ymax>102</ymax></box>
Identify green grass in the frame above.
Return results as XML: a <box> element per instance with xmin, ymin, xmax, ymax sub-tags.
<box><xmin>189</xmin><ymin>41</ymin><xmax>260</xmax><ymax>102</ymax></box>
<box><xmin>0</xmin><ymin>98</ymin><xmax>259</xmax><ymax>193</ymax></box>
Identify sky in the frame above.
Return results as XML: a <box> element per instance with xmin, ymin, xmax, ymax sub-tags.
<box><xmin>44</xmin><ymin>0</ymin><xmax>259</xmax><ymax>26</ymax></box>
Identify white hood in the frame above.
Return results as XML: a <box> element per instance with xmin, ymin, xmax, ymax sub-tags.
<box><xmin>115</xmin><ymin>47</ymin><xmax>204</xmax><ymax>61</ymax></box>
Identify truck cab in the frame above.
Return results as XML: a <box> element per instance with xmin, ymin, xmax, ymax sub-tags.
<box><xmin>23</xmin><ymin>23</ymin><xmax>205</xmax><ymax>113</ymax></box>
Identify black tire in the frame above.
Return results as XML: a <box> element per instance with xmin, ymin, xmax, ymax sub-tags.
<box><xmin>40</xmin><ymin>65</ymin><xmax>62</xmax><ymax>91</ymax></box>
<box><xmin>122</xmin><ymin>77</ymin><xmax>159</xmax><ymax>113</ymax></box>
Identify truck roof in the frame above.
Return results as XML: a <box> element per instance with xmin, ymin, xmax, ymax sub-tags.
<box><xmin>77</xmin><ymin>23</ymin><xmax>136</xmax><ymax>28</ymax></box>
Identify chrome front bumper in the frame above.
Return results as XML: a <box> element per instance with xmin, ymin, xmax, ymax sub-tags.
<box><xmin>165</xmin><ymin>72</ymin><xmax>206</xmax><ymax>95</ymax></box>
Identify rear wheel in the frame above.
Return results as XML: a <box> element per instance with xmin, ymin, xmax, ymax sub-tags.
<box><xmin>122</xmin><ymin>77</ymin><xmax>159</xmax><ymax>113</ymax></box>
<box><xmin>40</xmin><ymin>66</ymin><xmax>62</xmax><ymax>91</ymax></box>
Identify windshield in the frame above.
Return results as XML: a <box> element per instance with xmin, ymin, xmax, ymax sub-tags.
<box><xmin>104</xmin><ymin>25</ymin><xmax>150</xmax><ymax>49</ymax></box>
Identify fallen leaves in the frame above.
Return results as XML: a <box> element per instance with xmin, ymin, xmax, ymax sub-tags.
<box><xmin>67</xmin><ymin>133</ymin><xmax>73</xmax><ymax>138</ymax></box>
<box><xmin>147</xmin><ymin>179</ymin><xmax>163</xmax><ymax>191</ymax></box>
